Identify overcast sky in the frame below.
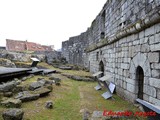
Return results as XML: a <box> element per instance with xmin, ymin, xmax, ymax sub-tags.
<box><xmin>0</xmin><ymin>0</ymin><xmax>106</xmax><ymax>50</ymax></box>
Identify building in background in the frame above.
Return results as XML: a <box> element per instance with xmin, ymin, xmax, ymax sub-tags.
<box><xmin>6</xmin><ymin>39</ymin><xmax>54</xmax><ymax>52</ymax></box>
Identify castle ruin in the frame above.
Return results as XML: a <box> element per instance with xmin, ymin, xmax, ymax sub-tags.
<box><xmin>62</xmin><ymin>0</ymin><xmax>160</xmax><ymax>106</ymax></box>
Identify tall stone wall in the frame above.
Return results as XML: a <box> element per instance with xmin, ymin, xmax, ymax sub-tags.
<box><xmin>62</xmin><ymin>31</ymin><xmax>89</xmax><ymax>67</ymax></box>
<box><xmin>62</xmin><ymin>0</ymin><xmax>160</xmax><ymax>105</ymax></box>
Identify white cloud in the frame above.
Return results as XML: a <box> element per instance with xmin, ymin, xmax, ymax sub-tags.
<box><xmin>0</xmin><ymin>0</ymin><xmax>107</xmax><ymax>50</ymax></box>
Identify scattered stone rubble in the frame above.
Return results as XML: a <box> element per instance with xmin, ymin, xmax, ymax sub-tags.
<box><xmin>45</xmin><ymin>101</ymin><xmax>53</xmax><ymax>109</ymax></box>
<box><xmin>0</xmin><ymin>58</ymin><xmax>16</xmax><ymax>68</ymax></box>
<box><xmin>62</xmin><ymin>74</ymin><xmax>95</xmax><ymax>82</ymax></box>
<box><xmin>49</xmin><ymin>76</ymin><xmax>61</xmax><ymax>85</ymax></box>
<box><xmin>0</xmin><ymin>74</ymin><xmax>61</xmax><ymax>120</ymax></box>
<box><xmin>2</xmin><ymin>108</ymin><xmax>24</xmax><ymax>120</ymax></box>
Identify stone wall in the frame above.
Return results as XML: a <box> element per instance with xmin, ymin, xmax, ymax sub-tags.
<box><xmin>89</xmin><ymin>22</ymin><xmax>160</xmax><ymax>105</ymax></box>
<box><xmin>62</xmin><ymin>0</ymin><xmax>160</xmax><ymax>105</ymax></box>
<box><xmin>34</xmin><ymin>51</ymin><xmax>62</xmax><ymax>64</ymax></box>
<box><xmin>62</xmin><ymin>31</ymin><xmax>89</xmax><ymax>67</ymax></box>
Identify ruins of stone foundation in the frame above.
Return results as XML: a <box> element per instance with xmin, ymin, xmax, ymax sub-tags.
<box><xmin>62</xmin><ymin>0</ymin><xmax>160</xmax><ymax>107</ymax></box>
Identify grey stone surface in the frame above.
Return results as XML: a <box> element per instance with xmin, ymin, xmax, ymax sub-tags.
<box><xmin>149</xmin><ymin>96</ymin><xmax>160</xmax><ymax>106</ymax></box>
<box><xmin>82</xmin><ymin>109</ymin><xmax>90</xmax><ymax>120</ymax></box>
<box><xmin>61</xmin><ymin>0</ymin><xmax>160</xmax><ymax>105</ymax></box>
<box><xmin>151</xmin><ymin>69</ymin><xmax>160</xmax><ymax>78</ymax></box>
<box><xmin>29</xmin><ymin>82</ymin><xmax>43</xmax><ymax>91</ymax></box>
<box><xmin>1</xmin><ymin>98</ymin><xmax>22</xmax><ymax>108</ymax></box>
<box><xmin>59</xmin><ymin>66</ymin><xmax>72</xmax><ymax>70</ymax></box>
<box><xmin>148</xmin><ymin>52</ymin><xmax>159</xmax><ymax>63</ymax></box>
<box><xmin>15</xmin><ymin>91</ymin><xmax>39</xmax><ymax>102</ymax></box>
<box><xmin>0</xmin><ymin>58</ymin><xmax>16</xmax><ymax>68</ymax></box>
<box><xmin>45</xmin><ymin>101</ymin><xmax>53</xmax><ymax>109</ymax></box>
<box><xmin>0</xmin><ymin>81</ymin><xmax>16</xmax><ymax>92</ymax></box>
<box><xmin>149</xmin><ymin>78</ymin><xmax>160</xmax><ymax>88</ymax></box>
<box><xmin>150</xmin><ymin>43</ymin><xmax>160</xmax><ymax>51</ymax></box>
<box><xmin>33</xmin><ymin>87</ymin><xmax>51</xmax><ymax>97</ymax></box>
<box><xmin>21</xmin><ymin>77</ymin><xmax>27</xmax><ymax>81</ymax></box>
<box><xmin>157</xmin><ymin>89</ymin><xmax>160</xmax><ymax>99</ymax></box>
<box><xmin>126</xmin><ymin>83</ymin><xmax>137</xmax><ymax>93</ymax></box>
<box><xmin>144</xmin><ymin>85</ymin><xmax>156</xmax><ymax>98</ymax></box>
<box><xmin>2</xmin><ymin>108</ymin><xmax>24</xmax><ymax>120</ymax></box>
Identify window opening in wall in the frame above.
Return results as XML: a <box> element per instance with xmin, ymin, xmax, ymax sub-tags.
<box><xmin>96</xmin><ymin>52</ymin><xmax>99</xmax><ymax>61</ymax></box>
<box><xmin>101</xmin><ymin>10</ymin><xmax>105</xmax><ymax>39</ymax></box>
<box><xmin>100</xmin><ymin>32</ymin><xmax>105</xmax><ymax>39</ymax></box>
<box><xmin>100</xmin><ymin>50</ymin><xmax>102</xmax><ymax>55</ymax></box>
<box><xmin>136</xmin><ymin>66</ymin><xmax>144</xmax><ymax>100</ymax></box>
<box><xmin>158</xmin><ymin>52</ymin><xmax>160</xmax><ymax>63</ymax></box>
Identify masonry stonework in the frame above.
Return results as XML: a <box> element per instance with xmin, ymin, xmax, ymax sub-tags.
<box><xmin>62</xmin><ymin>0</ymin><xmax>160</xmax><ymax>105</ymax></box>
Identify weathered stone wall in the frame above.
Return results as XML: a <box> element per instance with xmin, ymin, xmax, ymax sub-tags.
<box><xmin>62</xmin><ymin>0</ymin><xmax>160</xmax><ymax>105</ymax></box>
<box><xmin>62</xmin><ymin>31</ymin><xmax>89</xmax><ymax>67</ymax></box>
<box><xmin>34</xmin><ymin>51</ymin><xmax>62</xmax><ymax>64</ymax></box>
<box><xmin>89</xmin><ymin>22</ymin><xmax>160</xmax><ymax>105</ymax></box>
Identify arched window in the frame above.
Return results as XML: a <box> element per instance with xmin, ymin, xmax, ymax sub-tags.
<box><xmin>99</xmin><ymin>61</ymin><xmax>104</xmax><ymax>77</ymax></box>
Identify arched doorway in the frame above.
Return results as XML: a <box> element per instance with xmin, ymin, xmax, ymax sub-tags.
<box><xmin>99</xmin><ymin>61</ymin><xmax>104</xmax><ymax>77</ymax></box>
<box><xmin>136</xmin><ymin>66</ymin><xmax>144</xmax><ymax>99</ymax></box>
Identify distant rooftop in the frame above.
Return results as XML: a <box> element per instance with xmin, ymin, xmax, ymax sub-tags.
<box><xmin>6</xmin><ymin>39</ymin><xmax>54</xmax><ymax>52</ymax></box>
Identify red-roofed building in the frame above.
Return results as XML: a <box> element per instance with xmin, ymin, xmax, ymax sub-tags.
<box><xmin>6</xmin><ymin>39</ymin><xmax>54</xmax><ymax>52</ymax></box>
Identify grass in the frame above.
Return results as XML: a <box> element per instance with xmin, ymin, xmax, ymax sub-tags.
<box><xmin>0</xmin><ymin>63</ymin><xmax>147</xmax><ymax>120</ymax></box>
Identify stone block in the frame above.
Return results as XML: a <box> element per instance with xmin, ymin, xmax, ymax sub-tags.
<box><xmin>148</xmin><ymin>52</ymin><xmax>159</xmax><ymax>63</ymax></box>
<box><xmin>149</xmin><ymin>35</ymin><xmax>155</xmax><ymax>45</ymax></box>
<box><xmin>143</xmin><ymin>94</ymin><xmax>149</xmax><ymax>102</ymax></box>
<box><xmin>126</xmin><ymin>83</ymin><xmax>137</xmax><ymax>93</ymax></box>
<box><xmin>135</xmin><ymin>45</ymin><xmax>141</xmax><ymax>52</ymax></box>
<box><xmin>142</xmin><ymin>60</ymin><xmax>151</xmax><ymax>77</ymax></box>
<box><xmin>144</xmin><ymin>77</ymin><xmax>149</xmax><ymax>85</ymax></box>
<box><xmin>133</xmin><ymin>40</ymin><xmax>140</xmax><ymax>45</ymax></box>
<box><xmin>121</xmin><ymin>63</ymin><xmax>129</xmax><ymax>69</ymax></box>
<box><xmin>118</xmin><ymin>69</ymin><xmax>123</xmax><ymax>76</ymax></box>
<box><xmin>149</xmin><ymin>96</ymin><xmax>160</xmax><ymax>106</ymax></box>
<box><xmin>149</xmin><ymin>77</ymin><xmax>160</xmax><ymax>88</ymax></box>
<box><xmin>129</xmin><ymin>60</ymin><xmax>135</xmax><ymax>74</ymax></box>
<box><xmin>129</xmin><ymin>73</ymin><xmax>136</xmax><ymax>80</ymax></box>
<box><xmin>157</xmin><ymin>89</ymin><xmax>160</xmax><ymax>99</ymax></box>
<box><xmin>122</xmin><ymin>47</ymin><xmax>129</xmax><ymax>51</ymax></box>
<box><xmin>144</xmin><ymin>85</ymin><xmax>156</xmax><ymax>97</ymax></box>
<box><xmin>140</xmin><ymin>37</ymin><xmax>148</xmax><ymax>44</ymax></box>
<box><xmin>154</xmin><ymin>33</ymin><xmax>160</xmax><ymax>44</ymax></box>
<box><xmin>155</xmin><ymin>23</ymin><xmax>160</xmax><ymax>33</ymax></box>
<box><xmin>128</xmin><ymin>42</ymin><xmax>132</xmax><ymax>46</ymax></box>
<box><xmin>126</xmin><ymin>78</ymin><xmax>136</xmax><ymax>85</ymax></box>
<box><xmin>151</xmin><ymin>63</ymin><xmax>160</xmax><ymax>69</ymax></box>
<box><xmin>151</xmin><ymin>69</ymin><xmax>160</xmax><ymax>78</ymax></box>
<box><xmin>124</xmin><ymin>90</ymin><xmax>137</xmax><ymax>103</ymax></box>
<box><xmin>145</xmin><ymin>26</ymin><xmax>155</xmax><ymax>37</ymax></box>
<box><xmin>123</xmin><ymin>58</ymin><xmax>131</xmax><ymax>63</ymax></box>
<box><xmin>139</xmin><ymin>31</ymin><xmax>144</xmax><ymax>39</ymax></box>
<box><xmin>141</xmin><ymin>44</ymin><xmax>150</xmax><ymax>52</ymax></box>
<box><xmin>2</xmin><ymin>108</ymin><xmax>24</xmax><ymax>120</ymax></box>
<box><xmin>150</xmin><ymin>43</ymin><xmax>160</xmax><ymax>51</ymax></box>
<box><xmin>123</xmin><ymin>81</ymin><xmax>127</xmax><ymax>89</ymax></box>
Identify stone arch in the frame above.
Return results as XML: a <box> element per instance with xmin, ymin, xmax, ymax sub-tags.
<box><xmin>129</xmin><ymin>52</ymin><xmax>151</xmax><ymax>100</ymax></box>
<box><xmin>129</xmin><ymin>52</ymin><xmax>151</xmax><ymax>78</ymax></box>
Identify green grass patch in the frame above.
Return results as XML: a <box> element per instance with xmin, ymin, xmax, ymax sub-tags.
<box><xmin>0</xmin><ymin>63</ymin><xmax>147</xmax><ymax>120</ymax></box>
